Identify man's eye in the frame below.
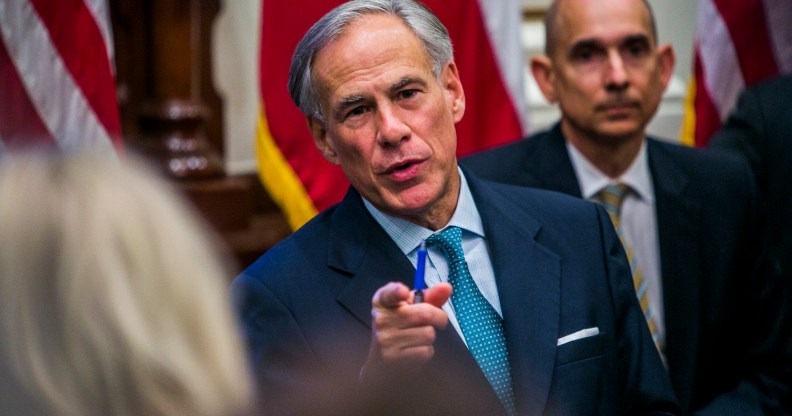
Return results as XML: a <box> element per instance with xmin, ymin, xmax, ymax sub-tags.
<box><xmin>346</xmin><ymin>106</ymin><xmax>368</xmax><ymax>118</ymax></box>
<box><xmin>572</xmin><ymin>48</ymin><xmax>601</xmax><ymax>63</ymax></box>
<box><xmin>624</xmin><ymin>41</ymin><xmax>649</xmax><ymax>57</ymax></box>
<box><xmin>576</xmin><ymin>50</ymin><xmax>593</xmax><ymax>61</ymax></box>
<box><xmin>398</xmin><ymin>89</ymin><xmax>418</xmax><ymax>100</ymax></box>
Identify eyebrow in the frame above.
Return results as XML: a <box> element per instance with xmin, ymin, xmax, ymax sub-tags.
<box><xmin>332</xmin><ymin>76</ymin><xmax>430</xmax><ymax>120</ymax></box>
<box><xmin>621</xmin><ymin>34</ymin><xmax>652</xmax><ymax>46</ymax></box>
<box><xmin>390</xmin><ymin>76</ymin><xmax>428</xmax><ymax>93</ymax></box>
<box><xmin>569</xmin><ymin>39</ymin><xmax>602</xmax><ymax>53</ymax></box>
<box><xmin>331</xmin><ymin>95</ymin><xmax>366</xmax><ymax>121</ymax></box>
<box><xmin>570</xmin><ymin>34</ymin><xmax>652</xmax><ymax>52</ymax></box>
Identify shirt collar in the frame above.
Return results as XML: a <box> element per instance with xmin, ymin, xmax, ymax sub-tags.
<box><xmin>566</xmin><ymin>139</ymin><xmax>654</xmax><ymax>203</ymax></box>
<box><xmin>363</xmin><ymin>168</ymin><xmax>486</xmax><ymax>255</ymax></box>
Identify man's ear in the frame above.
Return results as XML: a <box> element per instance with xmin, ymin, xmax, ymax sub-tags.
<box><xmin>442</xmin><ymin>62</ymin><xmax>466</xmax><ymax>123</ymax></box>
<box><xmin>308</xmin><ymin>116</ymin><xmax>339</xmax><ymax>165</ymax></box>
<box><xmin>656</xmin><ymin>44</ymin><xmax>676</xmax><ymax>91</ymax></box>
<box><xmin>530</xmin><ymin>55</ymin><xmax>558</xmax><ymax>103</ymax></box>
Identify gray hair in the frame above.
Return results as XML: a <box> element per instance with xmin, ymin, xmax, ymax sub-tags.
<box><xmin>288</xmin><ymin>0</ymin><xmax>454</xmax><ymax>124</ymax></box>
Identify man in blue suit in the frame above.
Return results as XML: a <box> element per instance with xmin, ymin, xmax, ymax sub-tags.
<box><xmin>232</xmin><ymin>1</ymin><xmax>678</xmax><ymax>415</ymax></box>
<box><xmin>462</xmin><ymin>0</ymin><xmax>791</xmax><ymax>414</ymax></box>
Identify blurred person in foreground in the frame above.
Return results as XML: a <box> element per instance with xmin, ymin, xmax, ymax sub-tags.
<box><xmin>0</xmin><ymin>151</ymin><xmax>254</xmax><ymax>416</ymax></box>
<box><xmin>462</xmin><ymin>0</ymin><xmax>792</xmax><ymax>414</ymax></box>
<box><xmin>231</xmin><ymin>0</ymin><xmax>678</xmax><ymax>415</ymax></box>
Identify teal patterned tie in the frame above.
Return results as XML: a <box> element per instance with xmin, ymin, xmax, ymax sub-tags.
<box><xmin>426</xmin><ymin>226</ymin><xmax>517</xmax><ymax>416</ymax></box>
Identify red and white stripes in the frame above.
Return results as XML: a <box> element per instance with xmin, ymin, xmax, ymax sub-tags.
<box><xmin>477</xmin><ymin>0</ymin><xmax>529</xmax><ymax>135</ymax></box>
<box><xmin>684</xmin><ymin>0</ymin><xmax>792</xmax><ymax>147</ymax></box>
<box><xmin>0</xmin><ymin>0</ymin><xmax>122</xmax><ymax>154</ymax></box>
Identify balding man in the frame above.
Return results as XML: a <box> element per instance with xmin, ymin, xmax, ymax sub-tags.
<box><xmin>463</xmin><ymin>0</ymin><xmax>791</xmax><ymax>414</ymax></box>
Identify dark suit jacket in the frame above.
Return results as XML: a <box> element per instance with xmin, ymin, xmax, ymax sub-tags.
<box><xmin>462</xmin><ymin>125</ymin><xmax>792</xmax><ymax>415</ymax></box>
<box><xmin>710</xmin><ymin>74</ymin><xmax>792</xmax><ymax>284</ymax></box>
<box><xmin>232</xmin><ymin>170</ymin><xmax>679</xmax><ymax>416</ymax></box>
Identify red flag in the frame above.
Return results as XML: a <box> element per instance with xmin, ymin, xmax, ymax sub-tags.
<box><xmin>681</xmin><ymin>0</ymin><xmax>792</xmax><ymax>147</ymax></box>
<box><xmin>0</xmin><ymin>0</ymin><xmax>123</xmax><ymax>155</ymax></box>
<box><xmin>256</xmin><ymin>0</ymin><xmax>528</xmax><ymax>230</ymax></box>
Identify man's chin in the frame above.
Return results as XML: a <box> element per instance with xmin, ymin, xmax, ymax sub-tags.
<box><xmin>594</xmin><ymin>122</ymin><xmax>644</xmax><ymax>142</ymax></box>
<box><xmin>382</xmin><ymin>190</ymin><xmax>450</xmax><ymax>226</ymax></box>
<box><xmin>373</xmin><ymin>189</ymin><xmax>433</xmax><ymax>215</ymax></box>
<box><xmin>387</xmin><ymin>197</ymin><xmax>435</xmax><ymax>218</ymax></box>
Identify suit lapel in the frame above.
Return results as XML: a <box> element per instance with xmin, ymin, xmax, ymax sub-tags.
<box><xmin>330</xmin><ymin>188</ymin><xmax>502</xmax><ymax>410</ymax></box>
<box><xmin>524</xmin><ymin>124</ymin><xmax>583</xmax><ymax>197</ymax></box>
<box><xmin>647</xmin><ymin>140</ymin><xmax>701</xmax><ymax>403</ymax></box>
<box><xmin>468</xmin><ymin>172</ymin><xmax>562</xmax><ymax>416</ymax></box>
<box><xmin>331</xmin><ymin>188</ymin><xmax>415</xmax><ymax>327</ymax></box>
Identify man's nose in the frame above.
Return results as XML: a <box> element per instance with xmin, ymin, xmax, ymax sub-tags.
<box><xmin>376</xmin><ymin>104</ymin><xmax>411</xmax><ymax>147</ymax></box>
<box><xmin>604</xmin><ymin>50</ymin><xmax>629</xmax><ymax>89</ymax></box>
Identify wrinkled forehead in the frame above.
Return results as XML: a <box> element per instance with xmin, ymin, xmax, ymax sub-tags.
<box><xmin>311</xmin><ymin>14</ymin><xmax>434</xmax><ymax>109</ymax></box>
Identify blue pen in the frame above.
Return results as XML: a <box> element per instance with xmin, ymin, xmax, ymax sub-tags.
<box><xmin>413</xmin><ymin>241</ymin><xmax>427</xmax><ymax>303</ymax></box>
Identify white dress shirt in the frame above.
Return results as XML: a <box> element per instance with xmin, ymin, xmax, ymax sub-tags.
<box><xmin>363</xmin><ymin>168</ymin><xmax>501</xmax><ymax>345</ymax></box>
<box><xmin>566</xmin><ymin>140</ymin><xmax>666</xmax><ymax>352</ymax></box>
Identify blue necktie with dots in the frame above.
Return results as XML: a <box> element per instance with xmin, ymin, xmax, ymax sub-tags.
<box><xmin>426</xmin><ymin>226</ymin><xmax>517</xmax><ymax>416</ymax></box>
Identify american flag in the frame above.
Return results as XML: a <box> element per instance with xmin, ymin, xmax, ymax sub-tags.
<box><xmin>682</xmin><ymin>0</ymin><xmax>792</xmax><ymax>147</ymax></box>
<box><xmin>0</xmin><ymin>0</ymin><xmax>123</xmax><ymax>155</ymax></box>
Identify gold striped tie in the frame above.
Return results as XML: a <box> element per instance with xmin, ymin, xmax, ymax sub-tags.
<box><xmin>598</xmin><ymin>184</ymin><xmax>660</xmax><ymax>349</ymax></box>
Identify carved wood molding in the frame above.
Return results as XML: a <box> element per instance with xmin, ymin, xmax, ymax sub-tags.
<box><xmin>110</xmin><ymin>0</ymin><xmax>290</xmax><ymax>271</ymax></box>
<box><xmin>111</xmin><ymin>0</ymin><xmax>224</xmax><ymax>179</ymax></box>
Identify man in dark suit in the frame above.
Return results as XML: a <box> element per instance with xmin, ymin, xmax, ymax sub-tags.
<box><xmin>710</xmin><ymin>74</ymin><xmax>792</xmax><ymax>290</ymax></box>
<box><xmin>462</xmin><ymin>0</ymin><xmax>791</xmax><ymax>414</ymax></box>
<box><xmin>231</xmin><ymin>1</ymin><xmax>678</xmax><ymax>415</ymax></box>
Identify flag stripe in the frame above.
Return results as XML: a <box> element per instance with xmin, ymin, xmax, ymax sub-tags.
<box><xmin>28</xmin><ymin>0</ymin><xmax>122</xmax><ymax>140</ymax></box>
<box><xmin>83</xmin><ymin>0</ymin><xmax>116</xmax><ymax>71</ymax></box>
<box><xmin>764</xmin><ymin>0</ymin><xmax>792</xmax><ymax>73</ymax></box>
<box><xmin>256</xmin><ymin>106</ymin><xmax>318</xmax><ymax>230</ymax></box>
<box><xmin>0</xmin><ymin>35</ymin><xmax>55</xmax><ymax>147</ymax></box>
<box><xmin>259</xmin><ymin>0</ymin><xmax>347</xmax><ymax>214</ymax></box>
<box><xmin>0</xmin><ymin>0</ymin><xmax>119</xmax><ymax>154</ymax></box>
<box><xmin>680</xmin><ymin>75</ymin><xmax>697</xmax><ymax>147</ymax></box>
<box><xmin>697</xmin><ymin>0</ymin><xmax>744</xmax><ymax>120</ymax></box>
<box><xmin>431</xmin><ymin>0</ymin><xmax>524</xmax><ymax>155</ymax></box>
<box><xmin>713</xmin><ymin>0</ymin><xmax>778</xmax><ymax>84</ymax></box>
<box><xmin>691</xmin><ymin>52</ymin><xmax>722</xmax><ymax>148</ymax></box>
<box><xmin>477</xmin><ymin>0</ymin><xmax>529</xmax><ymax>134</ymax></box>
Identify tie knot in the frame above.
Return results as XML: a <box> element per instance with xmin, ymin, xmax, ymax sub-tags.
<box><xmin>598</xmin><ymin>183</ymin><xmax>630</xmax><ymax>216</ymax></box>
<box><xmin>426</xmin><ymin>226</ymin><xmax>465</xmax><ymax>263</ymax></box>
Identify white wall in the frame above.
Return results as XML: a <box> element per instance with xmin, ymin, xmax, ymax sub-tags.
<box><xmin>647</xmin><ymin>0</ymin><xmax>698</xmax><ymax>142</ymax></box>
<box><xmin>213</xmin><ymin>0</ymin><xmax>260</xmax><ymax>175</ymax></box>
<box><xmin>215</xmin><ymin>0</ymin><xmax>699</xmax><ymax>175</ymax></box>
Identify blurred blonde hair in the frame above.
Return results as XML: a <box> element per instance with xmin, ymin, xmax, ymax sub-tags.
<box><xmin>0</xmin><ymin>151</ymin><xmax>253</xmax><ymax>416</ymax></box>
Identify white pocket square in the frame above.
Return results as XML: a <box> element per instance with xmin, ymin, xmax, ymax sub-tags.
<box><xmin>557</xmin><ymin>327</ymin><xmax>600</xmax><ymax>346</ymax></box>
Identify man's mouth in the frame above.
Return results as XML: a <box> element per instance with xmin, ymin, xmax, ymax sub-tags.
<box><xmin>391</xmin><ymin>161</ymin><xmax>416</xmax><ymax>172</ymax></box>
<box><xmin>383</xmin><ymin>158</ymin><xmax>423</xmax><ymax>181</ymax></box>
<box><xmin>598</xmin><ymin>100</ymin><xmax>638</xmax><ymax>112</ymax></box>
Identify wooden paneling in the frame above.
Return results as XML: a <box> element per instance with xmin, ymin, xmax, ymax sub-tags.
<box><xmin>110</xmin><ymin>0</ymin><xmax>290</xmax><ymax>273</ymax></box>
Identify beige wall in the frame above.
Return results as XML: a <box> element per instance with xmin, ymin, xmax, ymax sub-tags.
<box><xmin>214</xmin><ymin>0</ymin><xmax>260</xmax><ymax>175</ymax></box>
